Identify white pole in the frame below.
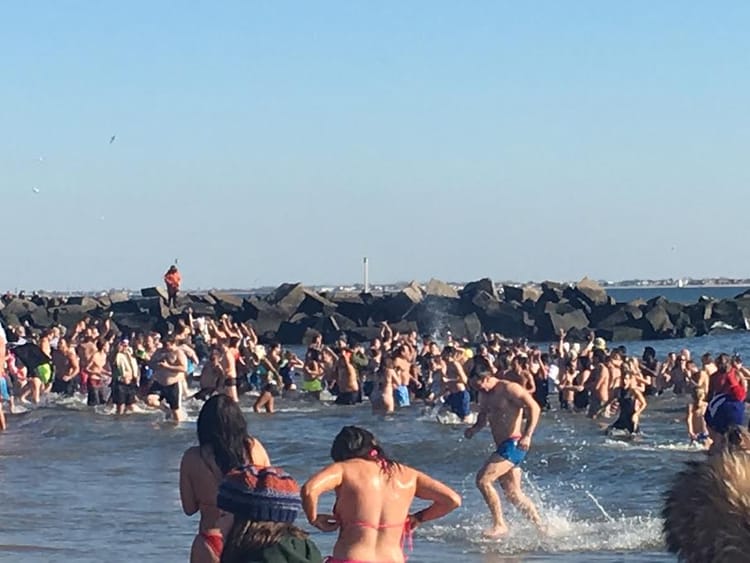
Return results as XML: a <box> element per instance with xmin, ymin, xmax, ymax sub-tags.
<box><xmin>363</xmin><ymin>257</ymin><xmax>370</xmax><ymax>293</ymax></box>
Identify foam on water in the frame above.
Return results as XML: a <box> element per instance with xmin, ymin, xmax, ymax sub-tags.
<box><xmin>423</xmin><ymin>508</ymin><xmax>663</xmax><ymax>555</ymax></box>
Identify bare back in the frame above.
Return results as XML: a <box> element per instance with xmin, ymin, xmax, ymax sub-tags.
<box><xmin>333</xmin><ymin>460</ymin><xmax>416</xmax><ymax>562</ymax></box>
<box><xmin>179</xmin><ymin>439</ymin><xmax>271</xmax><ymax>532</ymax></box>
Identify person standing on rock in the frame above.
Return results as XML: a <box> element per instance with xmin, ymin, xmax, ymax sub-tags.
<box><xmin>164</xmin><ymin>264</ymin><xmax>182</xmax><ymax>308</ymax></box>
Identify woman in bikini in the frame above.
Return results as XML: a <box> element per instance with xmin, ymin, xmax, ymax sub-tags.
<box><xmin>179</xmin><ymin>394</ymin><xmax>271</xmax><ymax>563</ymax></box>
<box><xmin>301</xmin><ymin>425</ymin><xmax>461</xmax><ymax>563</ymax></box>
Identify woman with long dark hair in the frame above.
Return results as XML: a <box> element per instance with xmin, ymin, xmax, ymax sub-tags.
<box><xmin>301</xmin><ymin>426</ymin><xmax>461</xmax><ymax>563</ymax></box>
<box><xmin>180</xmin><ymin>394</ymin><xmax>271</xmax><ymax>563</ymax></box>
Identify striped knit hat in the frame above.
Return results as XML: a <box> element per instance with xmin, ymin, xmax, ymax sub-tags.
<box><xmin>217</xmin><ymin>465</ymin><xmax>302</xmax><ymax>523</ymax></box>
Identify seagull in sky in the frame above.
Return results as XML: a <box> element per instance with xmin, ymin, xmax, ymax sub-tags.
<box><xmin>109</xmin><ymin>135</ymin><xmax>116</xmax><ymax>144</ymax></box>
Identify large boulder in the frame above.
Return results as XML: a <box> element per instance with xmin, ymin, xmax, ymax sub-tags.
<box><xmin>711</xmin><ymin>299</ymin><xmax>744</xmax><ymax>328</ymax></box>
<box><xmin>424</xmin><ymin>279</ymin><xmax>459</xmax><ymax>299</ymax></box>
<box><xmin>329</xmin><ymin>293</ymin><xmax>370</xmax><ymax>326</ymax></box>
<box><xmin>600</xmin><ymin>325</ymin><xmax>645</xmax><ymax>342</ymax></box>
<box><xmin>314</xmin><ymin>314</ymin><xmax>357</xmax><ymax>341</ymax></box>
<box><xmin>51</xmin><ymin>305</ymin><xmax>91</xmax><ymax>328</ymax></box>
<box><xmin>478</xmin><ymin>302</ymin><xmax>526</xmax><ymax>338</ymax></box>
<box><xmin>67</xmin><ymin>296</ymin><xmax>102</xmax><ymax>312</ymax></box>
<box><xmin>113</xmin><ymin>313</ymin><xmax>158</xmax><ymax>335</ymax></box>
<box><xmin>108</xmin><ymin>291</ymin><xmax>131</xmax><ymax>304</ymax></box>
<box><xmin>573</xmin><ymin>277</ymin><xmax>609</xmax><ymax>306</ymax></box>
<box><xmin>296</xmin><ymin>290</ymin><xmax>337</xmax><ymax>317</ymax></box>
<box><xmin>503</xmin><ymin>285</ymin><xmax>541</xmax><ymax>304</ymax></box>
<box><xmin>407</xmin><ymin>294</ymin><xmax>466</xmax><ymax>335</ymax></box>
<box><xmin>538</xmin><ymin>283</ymin><xmax>564</xmax><ymax>306</ymax></box>
<box><xmin>276</xmin><ymin>314</ymin><xmax>320</xmax><ymax>345</ymax></box>
<box><xmin>460</xmin><ymin>278</ymin><xmax>498</xmax><ymax>302</ymax></box>
<box><xmin>22</xmin><ymin>307</ymin><xmax>52</xmax><ymax>329</ymax></box>
<box><xmin>381</xmin><ymin>283</ymin><xmax>423</xmax><ymax>321</ymax></box>
<box><xmin>596</xmin><ymin>308</ymin><xmax>629</xmax><ymax>330</ymax></box>
<box><xmin>266</xmin><ymin>283</ymin><xmax>307</xmax><ymax>314</ymax></box>
<box><xmin>126</xmin><ymin>296</ymin><xmax>170</xmax><ymax>319</ymax></box>
<box><xmin>644</xmin><ymin>305</ymin><xmax>675</xmax><ymax>338</ymax></box>
<box><xmin>248</xmin><ymin>304</ymin><xmax>290</xmax><ymax>336</ymax></box>
<box><xmin>2</xmin><ymin>298</ymin><xmax>37</xmax><ymax>318</ymax></box>
<box><xmin>141</xmin><ymin>287</ymin><xmax>169</xmax><ymax>301</ymax></box>
<box><xmin>208</xmin><ymin>291</ymin><xmax>245</xmax><ymax>314</ymax></box>
<box><xmin>542</xmin><ymin>309</ymin><xmax>590</xmax><ymax>340</ymax></box>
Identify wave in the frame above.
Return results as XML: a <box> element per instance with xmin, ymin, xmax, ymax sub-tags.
<box><xmin>421</xmin><ymin>509</ymin><xmax>663</xmax><ymax>555</ymax></box>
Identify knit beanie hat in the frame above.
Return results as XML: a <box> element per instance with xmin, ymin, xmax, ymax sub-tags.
<box><xmin>217</xmin><ymin>465</ymin><xmax>302</xmax><ymax>524</ymax></box>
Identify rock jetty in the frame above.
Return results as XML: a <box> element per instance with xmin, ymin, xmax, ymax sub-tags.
<box><xmin>3</xmin><ymin>278</ymin><xmax>750</xmax><ymax>344</ymax></box>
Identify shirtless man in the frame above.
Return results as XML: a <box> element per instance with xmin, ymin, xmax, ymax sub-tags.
<box><xmin>20</xmin><ymin>329</ymin><xmax>54</xmax><ymax>404</ymax></box>
<box><xmin>334</xmin><ymin>348</ymin><xmax>360</xmax><ymax>405</ymax></box>
<box><xmin>392</xmin><ymin>345</ymin><xmax>413</xmax><ymax>408</ymax></box>
<box><xmin>504</xmin><ymin>356</ymin><xmax>536</xmax><ymax>394</ymax></box>
<box><xmin>147</xmin><ymin>335</ymin><xmax>187</xmax><ymax>421</ymax></box>
<box><xmin>442</xmin><ymin>347</ymin><xmax>472</xmax><ymax>422</ymax></box>
<box><xmin>76</xmin><ymin>333</ymin><xmax>97</xmax><ymax>394</ymax></box>
<box><xmin>588</xmin><ymin>349</ymin><xmax>611</xmax><ymax>418</ymax></box>
<box><xmin>220</xmin><ymin>338</ymin><xmax>239</xmax><ymax>403</ymax></box>
<box><xmin>112</xmin><ymin>338</ymin><xmax>139</xmax><ymax>415</ymax></box>
<box><xmin>465</xmin><ymin>370</ymin><xmax>543</xmax><ymax>538</ymax></box>
<box><xmin>686</xmin><ymin>357</ymin><xmax>711</xmax><ymax>443</ymax></box>
<box><xmin>85</xmin><ymin>339</ymin><xmax>111</xmax><ymax>407</ymax></box>
<box><xmin>51</xmin><ymin>338</ymin><xmax>79</xmax><ymax>396</ymax></box>
<box><xmin>670</xmin><ymin>353</ymin><xmax>691</xmax><ymax>395</ymax></box>
<box><xmin>193</xmin><ymin>348</ymin><xmax>224</xmax><ymax>401</ymax></box>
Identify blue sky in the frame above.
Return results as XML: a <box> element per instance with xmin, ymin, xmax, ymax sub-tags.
<box><xmin>2</xmin><ymin>2</ymin><xmax>749</xmax><ymax>291</ymax></box>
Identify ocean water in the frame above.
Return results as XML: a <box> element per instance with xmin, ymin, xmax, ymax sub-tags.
<box><xmin>606</xmin><ymin>285</ymin><xmax>750</xmax><ymax>305</ymax></box>
<box><xmin>3</xmin><ymin>305</ymin><xmax>750</xmax><ymax>562</ymax></box>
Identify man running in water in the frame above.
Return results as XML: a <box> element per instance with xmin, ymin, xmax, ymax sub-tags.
<box><xmin>147</xmin><ymin>335</ymin><xmax>187</xmax><ymax>422</ymax></box>
<box><xmin>464</xmin><ymin>370</ymin><xmax>543</xmax><ymax>538</ymax></box>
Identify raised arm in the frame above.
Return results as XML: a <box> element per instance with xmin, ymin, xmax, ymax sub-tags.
<box><xmin>301</xmin><ymin>463</ymin><xmax>344</xmax><ymax>531</ymax></box>
<box><xmin>410</xmin><ymin>469</ymin><xmax>462</xmax><ymax>529</ymax></box>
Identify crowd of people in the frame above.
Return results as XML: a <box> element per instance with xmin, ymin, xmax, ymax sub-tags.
<box><xmin>2</xmin><ymin>311</ymin><xmax>749</xmax><ymax>449</ymax></box>
<box><xmin>2</xmin><ymin>303</ymin><xmax>750</xmax><ymax>561</ymax></box>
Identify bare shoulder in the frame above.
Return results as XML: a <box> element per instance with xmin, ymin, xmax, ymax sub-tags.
<box><xmin>181</xmin><ymin>445</ymin><xmax>201</xmax><ymax>464</ymax></box>
<box><xmin>498</xmin><ymin>379</ymin><xmax>530</xmax><ymax>401</ymax></box>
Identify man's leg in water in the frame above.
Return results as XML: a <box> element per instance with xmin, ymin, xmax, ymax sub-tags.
<box><xmin>475</xmin><ymin>454</ymin><xmax>515</xmax><ymax>537</ymax></box>
<box><xmin>500</xmin><ymin>467</ymin><xmax>544</xmax><ymax>531</ymax></box>
<box><xmin>31</xmin><ymin>378</ymin><xmax>42</xmax><ymax>404</ymax></box>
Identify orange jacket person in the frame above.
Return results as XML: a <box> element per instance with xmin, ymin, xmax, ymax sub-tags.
<box><xmin>164</xmin><ymin>265</ymin><xmax>181</xmax><ymax>307</ymax></box>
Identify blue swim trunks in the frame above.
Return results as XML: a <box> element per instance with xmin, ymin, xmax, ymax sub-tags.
<box><xmin>496</xmin><ymin>437</ymin><xmax>526</xmax><ymax>466</ymax></box>
<box><xmin>705</xmin><ymin>394</ymin><xmax>745</xmax><ymax>434</ymax></box>
<box><xmin>0</xmin><ymin>377</ymin><xmax>10</xmax><ymax>401</ymax></box>
<box><xmin>445</xmin><ymin>390</ymin><xmax>471</xmax><ymax>419</ymax></box>
<box><xmin>394</xmin><ymin>385</ymin><xmax>410</xmax><ymax>407</ymax></box>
